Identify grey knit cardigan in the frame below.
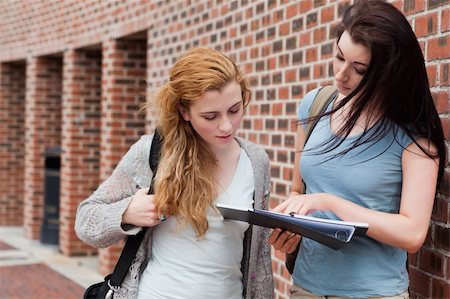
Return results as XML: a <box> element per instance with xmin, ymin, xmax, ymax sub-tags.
<box><xmin>75</xmin><ymin>135</ymin><xmax>274</xmax><ymax>299</ymax></box>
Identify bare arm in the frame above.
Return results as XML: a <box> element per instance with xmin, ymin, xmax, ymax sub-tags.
<box><xmin>274</xmin><ymin>138</ymin><xmax>439</xmax><ymax>253</ymax></box>
<box><xmin>290</xmin><ymin>124</ymin><xmax>306</xmax><ymax>196</ymax></box>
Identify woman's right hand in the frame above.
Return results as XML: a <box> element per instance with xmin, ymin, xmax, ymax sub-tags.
<box><xmin>122</xmin><ymin>188</ymin><xmax>166</xmax><ymax>227</ymax></box>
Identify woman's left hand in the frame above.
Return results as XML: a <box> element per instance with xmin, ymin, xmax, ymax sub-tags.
<box><xmin>268</xmin><ymin>228</ymin><xmax>301</xmax><ymax>253</ymax></box>
<box><xmin>268</xmin><ymin>193</ymin><xmax>334</xmax><ymax>253</ymax></box>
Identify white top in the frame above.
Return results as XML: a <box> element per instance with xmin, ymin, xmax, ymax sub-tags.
<box><xmin>137</xmin><ymin>149</ymin><xmax>255</xmax><ymax>299</ymax></box>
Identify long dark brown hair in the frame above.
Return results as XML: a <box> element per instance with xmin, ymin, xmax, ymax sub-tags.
<box><xmin>310</xmin><ymin>0</ymin><xmax>446</xmax><ymax>186</ymax></box>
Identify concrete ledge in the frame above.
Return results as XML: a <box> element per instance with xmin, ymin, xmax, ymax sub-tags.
<box><xmin>0</xmin><ymin>226</ymin><xmax>102</xmax><ymax>288</ymax></box>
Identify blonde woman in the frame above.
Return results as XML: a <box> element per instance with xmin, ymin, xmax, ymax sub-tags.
<box><xmin>75</xmin><ymin>48</ymin><xmax>274</xmax><ymax>299</ymax></box>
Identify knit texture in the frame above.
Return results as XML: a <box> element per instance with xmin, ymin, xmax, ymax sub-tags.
<box><xmin>75</xmin><ymin>135</ymin><xmax>274</xmax><ymax>298</ymax></box>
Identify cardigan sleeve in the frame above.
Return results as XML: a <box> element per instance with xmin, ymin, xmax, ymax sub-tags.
<box><xmin>74</xmin><ymin>135</ymin><xmax>153</xmax><ymax>248</ymax></box>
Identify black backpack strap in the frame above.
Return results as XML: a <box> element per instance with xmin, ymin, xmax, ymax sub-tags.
<box><xmin>108</xmin><ymin>129</ymin><xmax>163</xmax><ymax>289</ymax></box>
<box><xmin>148</xmin><ymin>128</ymin><xmax>162</xmax><ymax>195</ymax></box>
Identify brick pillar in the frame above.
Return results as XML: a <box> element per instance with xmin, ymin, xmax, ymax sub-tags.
<box><xmin>60</xmin><ymin>49</ymin><xmax>102</xmax><ymax>256</ymax></box>
<box><xmin>98</xmin><ymin>38</ymin><xmax>147</xmax><ymax>275</ymax></box>
<box><xmin>0</xmin><ymin>62</ymin><xmax>26</xmax><ymax>225</ymax></box>
<box><xmin>24</xmin><ymin>57</ymin><xmax>62</xmax><ymax>239</ymax></box>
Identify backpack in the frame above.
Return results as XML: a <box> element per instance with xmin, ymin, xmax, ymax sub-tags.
<box><xmin>304</xmin><ymin>86</ymin><xmax>338</xmax><ymax>145</ymax></box>
<box><xmin>285</xmin><ymin>85</ymin><xmax>338</xmax><ymax>275</ymax></box>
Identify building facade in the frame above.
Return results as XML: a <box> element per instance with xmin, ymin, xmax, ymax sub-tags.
<box><xmin>0</xmin><ymin>0</ymin><xmax>448</xmax><ymax>298</ymax></box>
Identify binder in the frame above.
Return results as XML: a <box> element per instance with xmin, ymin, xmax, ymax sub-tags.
<box><xmin>216</xmin><ymin>203</ymin><xmax>368</xmax><ymax>250</ymax></box>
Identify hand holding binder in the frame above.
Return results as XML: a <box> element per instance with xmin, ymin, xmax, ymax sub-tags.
<box><xmin>216</xmin><ymin>203</ymin><xmax>368</xmax><ymax>250</ymax></box>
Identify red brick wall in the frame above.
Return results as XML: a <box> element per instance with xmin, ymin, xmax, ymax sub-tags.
<box><xmin>24</xmin><ymin>57</ymin><xmax>62</xmax><ymax>239</ymax></box>
<box><xmin>0</xmin><ymin>1</ymin><xmax>448</xmax><ymax>298</ymax></box>
<box><xmin>60</xmin><ymin>49</ymin><xmax>102</xmax><ymax>256</ymax></box>
<box><xmin>98</xmin><ymin>38</ymin><xmax>147</xmax><ymax>274</ymax></box>
<box><xmin>0</xmin><ymin>62</ymin><xmax>25</xmax><ymax>225</ymax></box>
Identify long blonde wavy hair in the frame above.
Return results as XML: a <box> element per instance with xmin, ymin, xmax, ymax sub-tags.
<box><xmin>145</xmin><ymin>48</ymin><xmax>251</xmax><ymax>238</ymax></box>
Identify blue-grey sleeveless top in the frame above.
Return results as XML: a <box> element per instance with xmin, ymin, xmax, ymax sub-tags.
<box><xmin>293</xmin><ymin>88</ymin><xmax>413</xmax><ymax>297</ymax></box>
